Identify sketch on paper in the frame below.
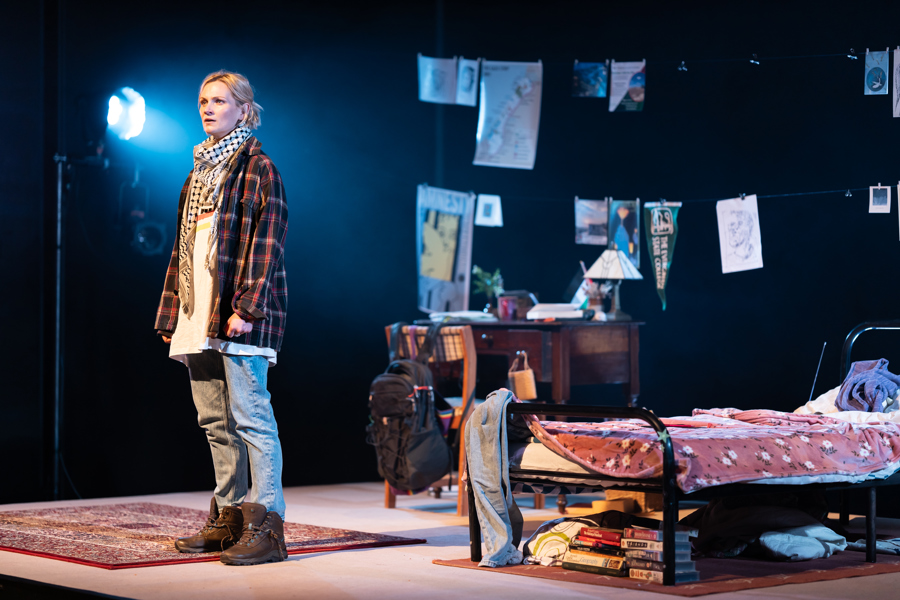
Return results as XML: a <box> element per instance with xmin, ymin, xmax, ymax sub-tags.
<box><xmin>418</xmin><ymin>54</ymin><xmax>458</xmax><ymax>104</ymax></box>
<box><xmin>716</xmin><ymin>195</ymin><xmax>764</xmax><ymax>274</ymax></box>
<box><xmin>574</xmin><ymin>197</ymin><xmax>609</xmax><ymax>245</ymax></box>
<box><xmin>456</xmin><ymin>58</ymin><xmax>480</xmax><ymax>106</ymax></box>
<box><xmin>870</xmin><ymin>186</ymin><xmax>891</xmax><ymax>214</ymax></box>
<box><xmin>416</xmin><ymin>185</ymin><xmax>475</xmax><ymax>312</ymax></box>
<box><xmin>608</xmin><ymin>199</ymin><xmax>640</xmax><ymax>268</ymax></box>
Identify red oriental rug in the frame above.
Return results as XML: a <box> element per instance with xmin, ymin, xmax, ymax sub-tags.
<box><xmin>433</xmin><ymin>553</ymin><xmax>900</xmax><ymax>597</ymax></box>
<box><xmin>0</xmin><ymin>502</ymin><xmax>424</xmax><ymax>569</ymax></box>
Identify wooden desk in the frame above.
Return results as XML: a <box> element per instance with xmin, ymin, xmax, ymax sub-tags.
<box><xmin>457</xmin><ymin>320</ymin><xmax>643</xmax><ymax>407</ymax></box>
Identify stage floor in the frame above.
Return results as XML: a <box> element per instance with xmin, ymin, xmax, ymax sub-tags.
<box><xmin>2</xmin><ymin>483</ymin><xmax>900</xmax><ymax>599</ymax></box>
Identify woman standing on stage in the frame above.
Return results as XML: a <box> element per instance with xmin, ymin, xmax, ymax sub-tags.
<box><xmin>155</xmin><ymin>70</ymin><xmax>289</xmax><ymax>566</ymax></box>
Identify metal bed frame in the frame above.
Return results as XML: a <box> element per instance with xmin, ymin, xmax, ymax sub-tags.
<box><xmin>466</xmin><ymin>320</ymin><xmax>900</xmax><ymax>585</ymax></box>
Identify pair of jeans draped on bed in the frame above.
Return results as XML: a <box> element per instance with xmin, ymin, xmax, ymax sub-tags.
<box><xmin>464</xmin><ymin>389</ymin><xmax>529</xmax><ymax>567</ymax></box>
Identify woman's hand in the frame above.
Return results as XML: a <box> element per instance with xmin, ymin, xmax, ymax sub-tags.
<box><xmin>162</xmin><ymin>335</ymin><xmax>172</xmax><ymax>344</ymax></box>
<box><xmin>225</xmin><ymin>314</ymin><xmax>253</xmax><ymax>338</ymax></box>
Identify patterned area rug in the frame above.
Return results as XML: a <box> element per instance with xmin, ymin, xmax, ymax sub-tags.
<box><xmin>0</xmin><ymin>502</ymin><xmax>424</xmax><ymax>569</ymax></box>
<box><xmin>434</xmin><ymin>553</ymin><xmax>900</xmax><ymax>597</ymax></box>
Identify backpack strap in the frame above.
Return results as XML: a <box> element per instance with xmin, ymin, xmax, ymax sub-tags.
<box><xmin>388</xmin><ymin>321</ymin><xmax>408</xmax><ymax>362</ymax></box>
<box><xmin>415</xmin><ymin>321</ymin><xmax>444</xmax><ymax>364</ymax></box>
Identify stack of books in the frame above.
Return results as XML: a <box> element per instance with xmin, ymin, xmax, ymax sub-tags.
<box><xmin>622</xmin><ymin>527</ymin><xmax>700</xmax><ymax>584</ymax></box>
<box><xmin>561</xmin><ymin>526</ymin><xmax>627</xmax><ymax>576</ymax></box>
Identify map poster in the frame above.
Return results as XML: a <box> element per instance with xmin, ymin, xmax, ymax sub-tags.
<box><xmin>643</xmin><ymin>202</ymin><xmax>681</xmax><ymax>310</ymax></box>
<box><xmin>418</xmin><ymin>54</ymin><xmax>457</xmax><ymax>104</ymax></box>
<box><xmin>609</xmin><ymin>59</ymin><xmax>645</xmax><ymax>112</ymax></box>
<box><xmin>608</xmin><ymin>199</ymin><xmax>641</xmax><ymax>269</ymax></box>
<box><xmin>716</xmin><ymin>195</ymin><xmax>763</xmax><ymax>274</ymax></box>
<box><xmin>865</xmin><ymin>49</ymin><xmax>889</xmax><ymax>96</ymax></box>
<box><xmin>572</xmin><ymin>60</ymin><xmax>609</xmax><ymax>98</ymax></box>
<box><xmin>416</xmin><ymin>184</ymin><xmax>475</xmax><ymax>313</ymax></box>
<box><xmin>574</xmin><ymin>197</ymin><xmax>609</xmax><ymax>245</ymax></box>
<box><xmin>456</xmin><ymin>57</ymin><xmax>480</xmax><ymax>107</ymax></box>
<box><xmin>473</xmin><ymin>60</ymin><xmax>543</xmax><ymax>170</ymax></box>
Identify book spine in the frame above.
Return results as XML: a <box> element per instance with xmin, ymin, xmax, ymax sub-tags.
<box><xmin>621</xmin><ymin>539</ymin><xmax>691</xmax><ymax>552</ymax></box>
<box><xmin>572</xmin><ymin>536</ymin><xmax>619</xmax><ymax>549</ymax></box>
<box><xmin>568</xmin><ymin>543</ymin><xmax>626</xmax><ymax>557</ymax></box>
<box><xmin>629</xmin><ymin>568</ymin><xmax>665</xmax><ymax>584</ymax></box>
<box><xmin>625</xmin><ymin>549</ymin><xmax>692</xmax><ymax>563</ymax></box>
<box><xmin>627</xmin><ymin>558</ymin><xmax>696</xmax><ymax>572</ymax></box>
<box><xmin>623</xmin><ymin>528</ymin><xmax>664</xmax><ymax>541</ymax></box>
<box><xmin>562</xmin><ymin>561</ymin><xmax>627</xmax><ymax>577</ymax></box>
<box><xmin>563</xmin><ymin>550</ymin><xmax>626</xmax><ymax>570</ymax></box>
<box><xmin>579</xmin><ymin>529</ymin><xmax>622</xmax><ymax>544</ymax></box>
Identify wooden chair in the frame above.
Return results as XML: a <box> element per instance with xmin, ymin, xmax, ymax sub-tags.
<box><xmin>382</xmin><ymin>323</ymin><xmax>545</xmax><ymax>515</ymax></box>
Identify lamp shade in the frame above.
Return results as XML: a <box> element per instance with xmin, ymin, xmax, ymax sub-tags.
<box><xmin>584</xmin><ymin>249</ymin><xmax>643</xmax><ymax>280</ymax></box>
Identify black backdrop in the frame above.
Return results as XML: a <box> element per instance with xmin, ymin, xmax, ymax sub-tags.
<box><xmin>3</xmin><ymin>0</ymin><xmax>900</xmax><ymax>507</ymax></box>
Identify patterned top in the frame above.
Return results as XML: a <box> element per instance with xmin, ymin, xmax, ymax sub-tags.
<box><xmin>155</xmin><ymin>137</ymin><xmax>288</xmax><ymax>352</ymax></box>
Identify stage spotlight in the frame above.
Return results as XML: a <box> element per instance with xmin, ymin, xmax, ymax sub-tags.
<box><xmin>132</xmin><ymin>222</ymin><xmax>166</xmax><ymax>256</ymax></box>
<box><xmin>107</xmin><ymin>87</ymin><xmax>145</xmax><ymax>140</ymax></box>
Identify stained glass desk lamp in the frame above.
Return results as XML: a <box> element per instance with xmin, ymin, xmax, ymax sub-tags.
<box><xmin>583</xmin><ymin>249</ymin><xmax>643</xmax><ymax>321</ymax></box>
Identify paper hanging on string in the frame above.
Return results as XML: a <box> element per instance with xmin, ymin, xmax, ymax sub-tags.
<box><xmin>473</xmin><ymin>60</ymin><xmax>543</xmax><ymax>170</ymax></box>
<box><xmin>894</xmin><ymin>49</ymin><xmax>900</xmax><ymax>117</ymax></box>
<box><xmin>865</xmin><ymin>50</ymin><xmax>889</xmax><ymax>96</ymax></box>
<box><xmin>644</xmin><ymin>202</ymin><xmax>681</xmax><ymax>310</ymax></box>
<box><xmin>417</xmin><ymin>184</ymin><xmax>475</xmax><ymax>312</ymax></box>
<box><xmin>716</xmin><ymin>195</ymin><xmax>763</xmax><ymax>274</ymax></box>
<box><xmin>418</xmin><ymin>54</ymin><xmax>458</xmax><ymax>104</ymax></box>
<box><xmin>574</xmin><ymin>197</ymin><xmax>609</xmax><ymax>245</ymax></box>
<box><xmin>870</xmin><ymin>185</ymin><xmax>891</xmax><ymax>213</ymax></box>
<box><xmin>609</xmin><ymin>59</ymin><xmax>645</xmax><ymax>112</ymax></box>
<box><xmin>475</xmin><ymin>194</ymin><xmax>503</xmax><ymax>227</ymax></box>
<box><xmin>572</xmin><ymin>60</ymin><xmax>608</xmax><ymax>98</ymax></box>
<box><xmin>456</xmin><ymin>58</ymin><xmax>480</xmax><ymax>106</ymax></box>
<box><xmin>608</xmin><ymin>199</ymin><xmax>641</xmax><ymax>268</ymax></box>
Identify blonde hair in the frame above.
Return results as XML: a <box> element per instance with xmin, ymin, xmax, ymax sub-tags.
<box><xmin>199</xmin><ymin>70</ymin><xmax>263</xmax><ymax>129</ymax></box>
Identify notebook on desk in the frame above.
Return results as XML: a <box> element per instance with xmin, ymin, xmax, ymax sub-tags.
<box><xmin>526</xmin><ymin>275</ymin><xmax>591</xmax><ymax>320</ymax></box>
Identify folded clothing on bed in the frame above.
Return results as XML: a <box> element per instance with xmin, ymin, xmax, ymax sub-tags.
<box><xmin>836</xmin><ymin>358</ymin><xmax>900</xmax><ymax>413</ymax></box>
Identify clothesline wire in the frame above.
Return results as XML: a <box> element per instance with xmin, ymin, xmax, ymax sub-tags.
<box><xmin>498</xmin><ymin>187</ymin><xmax>877</xmax><ymax>204</ymax></box>
<box><xmin>455</xmin><ymin>50</ymin><xmax>877</xmax><ymax>67</ymax></box>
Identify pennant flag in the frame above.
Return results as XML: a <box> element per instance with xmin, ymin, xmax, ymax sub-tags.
<box><xmin>643</xmin><ymin>202</ymin><xmax>680</xmax><ymax>310</ymax></box>
<box><xmin>865</xmin><ymin>49</ymin><xmax>889</xmax><ymax>96</ymax></box>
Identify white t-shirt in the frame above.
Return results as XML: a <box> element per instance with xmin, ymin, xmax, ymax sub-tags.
<box><xmin>169</xmin><ymin>210</ymin><xmax>277</xmax><ymax>365</ymax></box>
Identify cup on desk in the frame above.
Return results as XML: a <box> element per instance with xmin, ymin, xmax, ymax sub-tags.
<box><xmin>498</xmin><ymin>296</ymin><xmax>518</xmax><ymax>321</ymax></box>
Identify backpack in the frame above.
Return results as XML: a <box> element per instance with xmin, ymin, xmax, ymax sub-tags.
<box><xmin>366</xmin><ymin>322</ymin><xmax>452</xmax><ymax>491</ymax></box>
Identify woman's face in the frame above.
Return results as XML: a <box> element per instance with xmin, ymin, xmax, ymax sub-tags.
<box><xmin>199</xmin><ymin>81</ymin><xmax>246</xmax><ymax>141</ymax></box>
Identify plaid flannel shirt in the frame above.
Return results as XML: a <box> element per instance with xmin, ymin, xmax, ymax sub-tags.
<box><xmin>154</xmin><ymin>137</ymin><xmax>288</xmax><ymax>352</ymax></box>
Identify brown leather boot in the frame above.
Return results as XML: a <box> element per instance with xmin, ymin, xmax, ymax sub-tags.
<box><xmin>219</xmin><ymin>503</ymin><xmax>288</xmax><ymax>565</ymax></box>
<box><xmin>175</xmin><ymin>497</ymin><xmax>243</xmax><ymax>553</ymax></box>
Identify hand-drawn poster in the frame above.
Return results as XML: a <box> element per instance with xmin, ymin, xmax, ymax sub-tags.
<box><xmin>865</xmin><ymin>50</ymin><xmax>889</xmax><ymax>96</ymax></box>
<box><xmin>574</xmin><ymin>197</ymin><xmax>609</xmax><ymax>245</ymax></box>
<box><xmin>456</xmin><ymin>57</ymin><xmax>480</xmax><ymax>106</ymax></box>
<box><xmin>418</xmin><ymin>54</ymin><xmax>457</xmax><ymax>104</ymax></box>
<box><xmin>473</xmin><ymin>60</ymin><xmax>543</xmax><ymax>170</ymax></box>
<box><xmin>894</xmin><ymin>49</ymin><xmax>900</xmax><ymax>117</ymax></box>
<box><xmin>475</xmin><ymin>194</ymin><xmax>503</xmax><ymax>227</ymax></box>
<box><xmin>417</xmin><ymin>185</ymin><xmax>475</xmax><ymax>312</ymax></box>
<box><xmin>572</xmin><ymin>60</ymin><xmax>608</xmax><ymax>98</ymax></box>
<box><xmin>870</xmin><ymin>185</ymin><xmax>891</xmax><ymax>213</ymax></box>
<box><xmin>608</xmin><ymin>199</ymin><xmax>640</xmax><ymax>268</ymax></box>
<box><xmin>644</xmin><ymin>202</ymin><xmax>681</xmax><ymax>310</ymax></box>
<box><xmin>609</xmin><ymin>59</ymin><xmax>645</xmax><ymax>112</ymax></box>
<box><xmin>716</xmin><ymin>195</ymin><xmax>764</xmax><ymax>274</ymax></box>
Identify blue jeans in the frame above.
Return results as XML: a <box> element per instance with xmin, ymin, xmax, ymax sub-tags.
<box><xmin>185</xmin><ymin>350</ymin><xmax>285</xmax><ymax>519</ymax></box>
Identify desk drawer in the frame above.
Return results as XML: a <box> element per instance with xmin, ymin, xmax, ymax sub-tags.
<box><xmin>473</xmin><ymin>328</ymin><xmax>548</xmax><ymax>381</ymax></box>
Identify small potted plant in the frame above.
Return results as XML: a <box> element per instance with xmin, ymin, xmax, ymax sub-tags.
<box><xmin>471</xmin><ymin>265</ymin><xmax>504</xmax><ymax>314</ymax></box>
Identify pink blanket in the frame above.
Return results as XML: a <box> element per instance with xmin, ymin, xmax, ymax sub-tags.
<box><xmin>523</xmin><ymin>408</ymin><xmax>900</xmax><ymax>493</ymax></box>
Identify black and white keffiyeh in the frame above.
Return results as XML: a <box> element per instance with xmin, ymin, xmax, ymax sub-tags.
<box><xmin>178</xmin><ymin>125</ymin><xmax>252</xmax><ymax>316</ymax></box>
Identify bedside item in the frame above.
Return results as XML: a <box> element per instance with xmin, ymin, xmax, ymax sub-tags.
<box><xmin>508</xmin><ymin>351</ymin><xmax>537</xmax><ymax>400</ymax></box>
<box><xmin>498</xmin><ymin>296</ymin><xmax>518</xmax><ymax>321</ymax></box>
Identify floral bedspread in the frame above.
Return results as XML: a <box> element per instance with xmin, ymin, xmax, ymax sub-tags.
<box><xmin>522</xmin><ymin>407</ymin><xmax>900</xmax><ymax>493</ymax></box>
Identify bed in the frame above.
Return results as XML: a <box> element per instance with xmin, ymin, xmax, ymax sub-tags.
<box><xmin>465</xmin><ymin>320</ymin><xmax>900</xmax><ymax>585</ymax></box>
